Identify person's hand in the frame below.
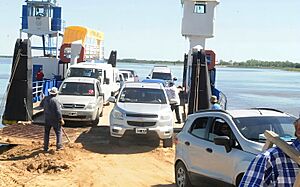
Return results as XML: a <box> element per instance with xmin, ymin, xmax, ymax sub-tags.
<box><xmin>59</xmin><ymin>119</ymin><xmax>65</xmax><ymax>126</ymax></box>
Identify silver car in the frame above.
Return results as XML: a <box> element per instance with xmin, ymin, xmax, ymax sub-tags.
<box><xmin>109</xmin><ymin>82</ymin><xmax>174</xmax><ymax>147</ymax></box>
<box><xmin>58</xmin><ymin>77</ymin><xmax>104</xmax><ymax>125</ymax></box>
<box><xmin>175</xmin><ymin>108</ymin><xmax>296</xmax><ymax>187</ymax></box>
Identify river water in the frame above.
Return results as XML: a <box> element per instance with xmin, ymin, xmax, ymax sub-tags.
<box><xmin>0</xmin><ymin>58</ymin><xmax>299</xmax><ymax>130</ymax></box>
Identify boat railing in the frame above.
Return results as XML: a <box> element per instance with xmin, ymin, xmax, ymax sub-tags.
<box><xmin>32</xmin><ymin>79</ymin><xmax>63</xmax><ymax>102</ymax></box>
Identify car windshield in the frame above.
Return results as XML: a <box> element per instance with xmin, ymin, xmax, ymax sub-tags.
<box><xmin>234</xmin><ymin>116</ymin><xmax>296</xmax><ymax>143</ymax></box>
<box><xmin>68</xmin><ymin>68</ymin><xmax>102</xmax><ymax>80</ymax></box>
<box><xmin>152</xmin><ymin>72</ymin><xmax>172</xmax><ymax>80</ymax></box>
<box><xmin>118</xmin><ymin>88</ymin><xmax>167</xmax><ymax>104</ymax></box>
<box><xmin>60</xmin><ymin>82</ymin><xmax>95</xmax><ymax>96</ymax></box>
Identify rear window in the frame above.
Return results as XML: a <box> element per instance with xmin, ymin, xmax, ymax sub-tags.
<box><xmin>152</xmin><ymin>72</ymin><xmax>172</xmax><ymax>80</ymax></box>
<box><xmin>68</xmin><ymin>68</ymin><xmax>102</xmax><ymax>80</ymax></box>
<box><xmin>234</xmin><ymin>116</ymin><xmax>296</xmax><ymax>142</ymax></box>
<box><xmin>118</xmin><ymin>88</ymin><xmax>167</xmax><ymax>104</ymax></box>
<box><xmin>60</xmin><ymin>82</ymin><xmax>95</xmax><ymax>96</ymax></box>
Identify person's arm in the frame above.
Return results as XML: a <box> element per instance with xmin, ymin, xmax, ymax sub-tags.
<box><xmin>239</xmin><ymin>154</ymin><xmax>269</xmax><ymax>187</ymax></box>
<box><xmin>53</xmin><ymin>99</ymin><xmax>64</xmax><ymax>125</ymax></box>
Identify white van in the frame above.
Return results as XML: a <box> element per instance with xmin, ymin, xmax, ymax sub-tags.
<box><xmin>57</xmin><ymin>77</ymin><xmax>104</xmax><ymax>125</ymax></box>
<box><xmin>66</xmin><ymin>62</ymin><xmax>120</xmax><ymax>103</ymax></box>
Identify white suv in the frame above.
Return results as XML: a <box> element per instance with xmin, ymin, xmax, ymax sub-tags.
<box><xmin>175</xmin><ymin>108</ymin><xmax>296</xmax><ymax>187</ymax></box>
<box><xmin>109</xmin><ymin>82</ymin><xmax>174</xmax><ymax>147</ymax></box>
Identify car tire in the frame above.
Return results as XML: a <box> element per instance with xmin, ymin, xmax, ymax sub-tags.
<box><xmin>110</xmin><ymin>136</ymin><xmax>120</xmax><ymax>145</ymax></box>
<box><xmin>236</xmin><ymin>173</ymin><xmax>244</xmax><ymax>186</ymax></box>
<box><xmin>92</xmin><ymin>109</ymin><xmax>100</xmax><ymax>126</ymax></box>
<box><xmin>163</xmin><ymin>137</ymin><xmax>173</xmax><ymax>148</ymax></box>
<box><xmin>175</xmin><ymin>161</ymin><xmax>192</xmax><ymax>187</ymax></box>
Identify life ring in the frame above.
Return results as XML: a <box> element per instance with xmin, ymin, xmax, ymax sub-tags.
<box><xmin>59</xmin><ymin>43</ymin><xmax>85</xmax><ymax>63</ymax></box>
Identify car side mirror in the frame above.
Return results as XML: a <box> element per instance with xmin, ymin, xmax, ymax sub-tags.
<box><xmin>173</xmin><ymin>77</ymin><xmax>177</xmax><ymax>81</ymax></box>
<box><xmin>146</xmin><ymin>76</ymin><xmax>150</xmax><ymax>79</ymax></box>
<box><xmin>99</xmin><ymin>93</ymin><xmax>104</xmax><ymax>97</ymax></box>
<box><xmin>214</xmin><ymin>136</ymin><xmax>232</xmax><ymax>153</ymax></box>
<box><xmin>108</xmin><ymin>96</ymin><xmax>116</xmax><ymax>103</ymax></box>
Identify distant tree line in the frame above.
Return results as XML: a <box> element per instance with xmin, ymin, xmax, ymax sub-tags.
<box><xmin>219</xmin><ymin>59</ymin><xmax>300</xmax><ymax>69</ymax></box>
<box><xmin>117</xmin><ymin>58</ymin><xmax>183</xmax><ymax>65</ymax></box>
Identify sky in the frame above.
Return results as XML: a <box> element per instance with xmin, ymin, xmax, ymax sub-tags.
<box><xmin>0</xmin><ymin>0</ymin><xmax>299</xmax><ymax>62</ymax></box>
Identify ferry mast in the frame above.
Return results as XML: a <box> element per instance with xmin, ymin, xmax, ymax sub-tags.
<box><xmin>180</xmin><ymin>0</ymin><xmax>221</xmax><ymax>113</ymax></box>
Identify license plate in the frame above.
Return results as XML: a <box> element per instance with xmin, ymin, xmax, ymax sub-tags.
<box><xmin>136</xmin><ymin>128</ymin><xmax>147</xmax><ymax>134</ymax></box>
<box><xmin>69</xmin><ymin>112</ymin><xmax>77</xmax><ymax>116</ymax></box>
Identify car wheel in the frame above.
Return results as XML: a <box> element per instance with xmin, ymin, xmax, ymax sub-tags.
<box><xmin>163</xmin><ymin>137</ymin><xmax>173</xmax><ymax>148</ymax></box>
<box><xmin>175</xmin><ymin>161</ymin><xmax>192</xmax><ymax>187</ymax></box>
<box><xmin>92</xmin><ymin>109</ymin><xmax>100</xmax><ymax>126</ymax></box>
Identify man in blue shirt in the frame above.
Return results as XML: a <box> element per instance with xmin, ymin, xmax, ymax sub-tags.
<box><xmin>210</xmin><ymin>95</ymin><xmax>222</xmax><ymax>110</ymax></box>
<box><xmin>239</xmin><ymin>118</ymin><xmax>300</xmax><ymax>187</ymax></box>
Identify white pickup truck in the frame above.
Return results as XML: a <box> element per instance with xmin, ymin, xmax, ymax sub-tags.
<box><xmin>66</xmin><ymin>62</ymin><xmax>120</xmax><ymax>104</ymax></box>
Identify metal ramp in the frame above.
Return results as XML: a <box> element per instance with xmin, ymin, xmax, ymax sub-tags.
<box><xmin>0</xmin><ymin>123</ymin><xmax>89</xmax><ymax>145</ymax></box>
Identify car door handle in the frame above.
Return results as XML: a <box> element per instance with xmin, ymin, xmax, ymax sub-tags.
<box><xmin>185</xmin><ymin>141</ymin><xmax>190</xmax><ymax>146</ymax></box>
<box><xmin>206</xmin><ymin>148</ymin><xmax>213</xmax><ymax>153</ymax></box>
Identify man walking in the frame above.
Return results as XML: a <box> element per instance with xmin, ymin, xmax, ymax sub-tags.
<box><xmin>165</xmin><ymin>81</ymin><xmax>181</xmax><ymax>124</ymax></box>
<box><xmin>40</xmin><ymin>87</ymin><xmax>64</xmax><ymax>151</ymax></box>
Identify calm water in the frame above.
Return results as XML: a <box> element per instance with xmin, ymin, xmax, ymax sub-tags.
<box><xmin>117</xmin><ymin>62</ymin><xmax>300</xmax><ymax>116</ymax></box>
<box><xmin>0</xmin><ymin>58</ymin><xmax>299</xmax><ymax>129</ymax></box>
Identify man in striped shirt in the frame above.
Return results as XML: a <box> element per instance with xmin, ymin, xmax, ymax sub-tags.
<box><xmin>239</xmin><ymin>118</ymin><xmax>300</xmax><ymax>187</ymax></box>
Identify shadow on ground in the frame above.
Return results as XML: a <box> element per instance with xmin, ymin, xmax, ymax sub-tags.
<box><xmin>75</xmin><ymin>126</ymin><xmax>160</xmax><ymax>154</ymax></box>
<box><xmin>0</xmin><ymin>147</ymin><xmax>44</xmax><ymax>161</ymax></box>
<box><xmin>151</xmin><ymin>184</ymin><xmax>176</xmax><ymax>187</ymax></box>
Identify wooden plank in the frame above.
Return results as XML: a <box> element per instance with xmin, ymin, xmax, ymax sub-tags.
<box><xmin>264</xmin><ymin>130</ymin><xmax>300</xmax><ymax>187</ymax></box>
<box><xmin>264</xmin><ymin>130</ymin><xmax>300</xmax><ymax>164</ymax></box>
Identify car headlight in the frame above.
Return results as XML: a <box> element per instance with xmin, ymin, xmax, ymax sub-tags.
<box><xmin>160</xmin><ymin>114</ymin><xmax>170</xmax><ymax>120</ymax></box>
<box><xmin>112</xmin><ymin>109</ymin><xmax>125</xmax><ymax>120</ymax></box>
<box><xmin>86</xmin><ymin>103</ymin><xmax>96</xmax><ymax>109</ymax></box>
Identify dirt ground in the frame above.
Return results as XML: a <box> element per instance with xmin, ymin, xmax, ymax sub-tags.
<box><xmin>0</xmin><ymin>104</ymin><xmax>180</xmax><ymax>187</ymax></box>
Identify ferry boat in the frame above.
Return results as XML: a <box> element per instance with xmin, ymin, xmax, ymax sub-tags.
<box><xmin>1</xmin><ymin>0</ymin><xmax>110</xmax><ymax>124</ymax></box>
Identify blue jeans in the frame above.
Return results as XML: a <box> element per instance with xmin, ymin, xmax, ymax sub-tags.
<box><xmin>44</xmin><ymin>124</ymin><xmax>62</xmax><ymax>151</ymax></box>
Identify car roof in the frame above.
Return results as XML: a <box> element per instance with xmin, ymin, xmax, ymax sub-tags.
<box><xmin>124</xmin><ymin>82</ymin><xmax>164</xmax><ymax>89</ymax></box>
<box><xmin>194</xmin><ymin>108</ymin><xmax>292</xmax><ymax>119</ymax></box>
<box><xmin>119</xmin><ymin>69</ymin><xmax>136</xmax><ymax>74</ymax></box>
<box><xmin>152</xmin><ymin>66</ymin><xmax>171</xmax><ymax>73</ymax></box>
<box><xmin>142</xmin><ymin>79</ymin><xmax>166</xmax><ymax>84</ymax></box>
<box><xmin>227</xmin><ymin>109</ymin><xmax>290</xmax><ymax>118</ymax></box>
<box><xmin>62</xmin><ymin>77</ymin><xmax>97</xmax><ymax>84</ymax></box>
<box><xmin>119</xmin><ymin>70</ymin><xmax>132</xmax><ymax>74</ymax></box>
<box><xmin>69</xmin><ymin>62</ymin><xmax>112</xmax><ymax>69</ymax></box>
